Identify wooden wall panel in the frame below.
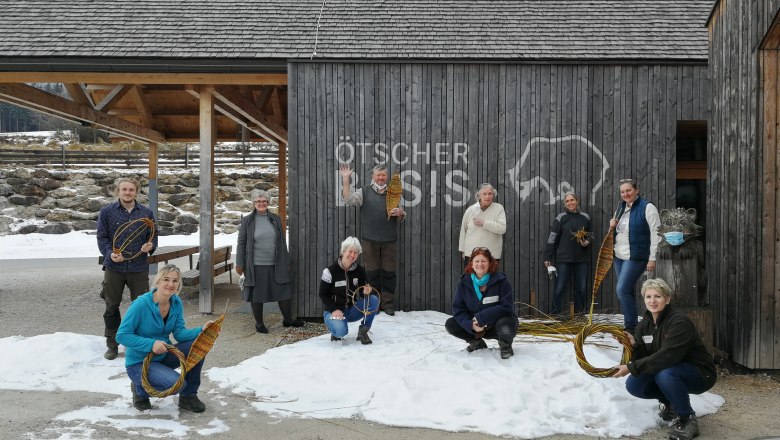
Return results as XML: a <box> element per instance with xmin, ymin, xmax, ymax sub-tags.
<box><xmin>288</xmin><ymin>62</ymin><xmax>710</xmax><ymax>327</ymax></box>
<box><xmin>708</xmin><ymin>0</ymin><xmax>780</xmax><ymax>368</ymax></box>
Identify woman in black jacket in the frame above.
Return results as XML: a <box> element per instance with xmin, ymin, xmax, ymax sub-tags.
<box><xmin>543</xmin><ymin>192</ymin><xmax>591</xmax><ymax>315</ymax></box>
<box><xmin>319</xmin><ymin>236</ymin><xmax>379</xmax><ymax>344</ymax></box>
<box><xmin>612</xmin><ymin>278</ymin><xmax>716</xmax><ymax>440</ymax></box>
<box><xmin>445</xmin><ymin>247</ymin><xmax>518</xmax><ymax>359</ymax></box>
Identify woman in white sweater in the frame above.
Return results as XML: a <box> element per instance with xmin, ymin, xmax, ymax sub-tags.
<box><xmin>458</xmin><ymin>183</ymin><xmax>507</xmax><ymax>267</ymax></box>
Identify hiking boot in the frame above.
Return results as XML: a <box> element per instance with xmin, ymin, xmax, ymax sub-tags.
<box><xmin>131</xmin><ymin>383</ymin><xmax>151</xmax><ymax>411</ymax></box>
<box><xmin>178</xmin><ymin>395</ymin><xmax>206</xmax><ymax>413</ymax></box>
<box><xmin>330</xmin><ymin>335</ymin><xmax>343</xmax><ymax>341</ymax></box>
<box><xmin>467</xmin><ymin>339</ymin><xmax>487</xmax><ymax>352</ymax></box>
<box><xmin>383</xmin><ymin>306</ymin><xmax>395</xmax><ymax>316</ymax></box>
<box><xmin>255</xmin><ymin>324</ymin><xmax>269</xmax><ymax>334</ymax></box>
<box><xmin>669</xmin><ymin>414</ymin><xmax>699</xmax><ymax>440</ymax></box>
<box><xmin>104</xmin><ymin>343</ymin><xmax>119</xmax><ymax>360</ymax></box>
<box><xmin>659</xmin><ymin>402</ymin><xmax>676</xmax><ymax>421</ymax></box>
<box><xmin>283</xmin><ymin>318</ymin><xmax>305</xmax><ymax>328</ymax></box>
<box><xmin>499</xmin><ymin>341</ymin><xmax>514</xmax><ymax>359</ymax></box>
<box><xmin>356</xmin><ymin>325</ymin><xmax>373</xmax><ymax>345</ymax></box>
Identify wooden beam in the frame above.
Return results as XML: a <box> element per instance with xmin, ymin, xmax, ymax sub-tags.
<box><xmin>271</xmin><ymin>86</ymin><xmax>284</xmax><ymax>124</ymax></box>
<box><xmin>94</xmin><ymin>84</ymin><xmax>131</xmax><ymax>112</ymax></box>
<box><xmin>212</xmin><ymin>86</ymin><xmax>288</xmax><ymax>145</ymax></box>
<box><xmin>198</xmin><ymin>88</ymin><xmax>216</xmax><ymax>314</ymax></box>
<box><xmin>63</xmin><ymin>83</ymin><xmax>91</xmax><ymax>106</ymax></box>
<box><xmin>0</xmin><ymin>83</ymin><xmax>165</xmax><ymax>143</ymax></box>
<box><xmin>185</xmin><ymin>87</ymin><xmax>274</xmax><ymax>141</ymax></box>
<box><xmin>0</xmin><ymin>72</ymin><xmax>287</xmax><ymax>85</ymax></box>
<box><xmin>128</xmin><ymin>85</ymin><xmax>154</xmax><ymax>128</ymax></box>
<box><xmin>255</xmin><ymin>85</ymin><xmax>274</xmax><ymax>109</ymax></box>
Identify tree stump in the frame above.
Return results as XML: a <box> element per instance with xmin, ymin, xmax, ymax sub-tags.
<box><xmin>677</xmin><ymin>305</ymin><xmax>714</xmax><ymax>355</ymax></box>
<box><xmin>656</xmin><ymin>257</ymin><xmax>698</xmax><ymax>307</ymax></box>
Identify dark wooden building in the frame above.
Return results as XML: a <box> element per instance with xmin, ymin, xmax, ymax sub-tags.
<box><xmin>287</xmin><ymin>1</ymin><xmax>713</xmax><ymax>319</ymax></box>
<box><xmin>708</xmin><ymin>0</ymin><xmax>780</xmax><ymax>369</ymax></box>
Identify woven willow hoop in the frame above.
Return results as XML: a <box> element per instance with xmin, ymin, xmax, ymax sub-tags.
<box><xmin>573</xmin><ymin>323</ymin><xmax>633</xmax><ymax>378</ymax></box>
<box><xmin>113</xmin><ymin>217</ymin><xmax>156</xmax><ymax>261</ymax></box>
<box><xmin>141</xmin><ymin>344</ymin><xmax>188</xmax><ymax>398</ymax></box>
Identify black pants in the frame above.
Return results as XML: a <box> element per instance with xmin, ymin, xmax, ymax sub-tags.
<box><xmin>444</xmin><ymin>315</ymin><xmax>518</xmax><ymax>344</ymax></box>
<box><xmin>101</xmin><ymin>269</ymin><xmax>149</xmax><ymax>345</ymax></box>
<box><xmin>251</xmin><ymin>300</ymin><xmax>294</xmax><ymax>326</ymax></box>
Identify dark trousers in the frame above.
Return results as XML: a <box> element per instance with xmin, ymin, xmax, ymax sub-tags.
<box><xmin>101</xmin><ymin>269</ymin><xmax>149</xmax><ymax>346</ymax></box>
<box><xmin>361</xmin><ymin>239</ymin><xmax>397</xmax><ymax>310</ymax></box>
<box><xmin>625</xmin><ymin>362</ymin><xmax>712</xmax><ymax>417</ymax></box>
<box><xmin>551</xmin><ymin>262</ymin><xmax>589</xmax><ymax>315</ymax></box>
<box><xmin>444</xmin><ymin>315</ymin><xmax>518</xmax><ymax>345</ymax></box>
<box><xmin>250</xmin><ymin>301</ymin><xmax>293</xmax><ymax>327</ymax></box>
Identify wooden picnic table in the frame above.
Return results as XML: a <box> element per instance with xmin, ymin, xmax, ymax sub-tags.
<box><xmin>97</xmin><ymin>245</ymin><xmax>200</xmax><ymax>269</ymax></box>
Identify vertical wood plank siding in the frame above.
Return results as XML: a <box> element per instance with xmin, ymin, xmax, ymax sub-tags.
<box><xmin>709</xmin><ymin>0</ymin><xmax>780</xmax><ymax>369</ymax></box>
<box><xmin>288</xmin><ymin>62</ymin><xmax>709</xmax><ymax>324</ymax></box>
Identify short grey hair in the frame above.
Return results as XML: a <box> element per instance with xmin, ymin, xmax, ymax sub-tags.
<box><xmin>641</xmin><ymin>278</ymin><xmax>672</xmax><ymax>299</ymax></box>
<box><xmin>475</xmin><ymin>183</ymin><xmax>497</xmax><ymax>201</ymax></box>
<box><xmin>339</xmin><ymin>236</ymin><xmax>362</xmax><ymax>256</ymax></box>
<box><xmin>372</xmin><ymin>164</ymin><xmax>388</xmax><ymax>175</ymax></box>
<box><xmin>152</xmin><ymin>264</ymin><xmax>182</xmax><ymax>295</ymax></box>
<box><xmin>562</xmin><ymin>192</ymin><xmax>579</xmax><ymax>202</ymax></box>
<box><xmin>250</xmin><ymin>189</ymin><xmax>271</xmax><ymax>202</ymax></box>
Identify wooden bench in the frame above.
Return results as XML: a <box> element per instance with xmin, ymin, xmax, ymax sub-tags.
<box><xmin>181</xmin><ymin>245</ymin><xmax>234</xmax><ymax>287</ymax></box>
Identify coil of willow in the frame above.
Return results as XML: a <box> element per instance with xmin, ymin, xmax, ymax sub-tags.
<box><xmin>141</xmin><ymin>343</ymin><xmax>187</xmax><ymax>397</ymax></box>
<box><xmin>573</xmin><ymin>323</ymin><xmax>633</xmax><ymax>378</ymax></box>
<box><xmin>113</xmin><ymin>217</ymin><xmax>156</xmax><ymax>261</ymax></box>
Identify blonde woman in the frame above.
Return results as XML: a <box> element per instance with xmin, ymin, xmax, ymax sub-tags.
<box><xmin>116</xmin><ymin>264</ymin><xmax>213</xmax><ymax>413</ymax></box>
<box><xmin>612</xmin><ymin>278</ymin><xmax>716</xmax><ymax>440</ymax></box>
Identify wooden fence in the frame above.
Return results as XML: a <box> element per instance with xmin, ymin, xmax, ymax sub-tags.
<box><xmin>0</xmin><ymin>145</ymin><xmax>281</xmax><ymax>167</ymax></box>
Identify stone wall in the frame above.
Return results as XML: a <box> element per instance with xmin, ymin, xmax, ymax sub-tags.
<box><xmin>0</xmin><ymin>166</ymin><xmax>280</xmax><ymax>236</ymax></box>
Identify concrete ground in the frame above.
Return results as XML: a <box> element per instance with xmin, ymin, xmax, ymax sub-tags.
<box><xmin>0</xmin><ymin>256</ymin><xmax>779</xmax><ymax>440</ymax></box>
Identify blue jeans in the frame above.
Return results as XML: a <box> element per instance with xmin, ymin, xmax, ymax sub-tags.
<box><xmin>625</xmin><ymin>363</ymin><xmax>710</xmax><ymax>417</ymax></box>
<box><xmin>323</xmin><ymin>295</ymin><xmax>380</xmax><ymax>338</ymax></box>
<box><xmin>552</xmin><ymin>262</ymin><xmax>589</xmax><ymax>314</ymax></box>
<box><xmin>126</xmin><ymin>338</ymin><xmax>204</xmax><ymax>399</ymax></box>
<box><xmin>613</xmin><ymin>257</ymin><xmax>647</xmax><ymax>331</ymax></box>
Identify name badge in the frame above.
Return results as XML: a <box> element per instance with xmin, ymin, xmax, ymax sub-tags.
<box><xmin>335</xmin><ymin>280</ymin><xmax>347</xmax><ymax>287</ymax></box>
<box><xmin>482</xmin><ymin>295</ymin><xmax>499</xmax><ymax>304</ymax></box>
<box><xmin>642</xmin><ymin>335</ymin><xmax>653</xmax><ymax>344</ymax></box>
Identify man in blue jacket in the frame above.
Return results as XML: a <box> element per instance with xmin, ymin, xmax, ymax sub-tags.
<box><xmin>97</xmin><ymin>177</ymin><xmax>158</xmax><ymax>360</ymax></box>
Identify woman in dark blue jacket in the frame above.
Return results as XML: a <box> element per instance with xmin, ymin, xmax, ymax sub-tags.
<box><xmin>445</xmin><ymin>247</ymin><xmax>518</xmax><ymax>359</ymax></box>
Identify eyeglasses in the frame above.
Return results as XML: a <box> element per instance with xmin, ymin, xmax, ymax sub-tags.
<box><xmin>471</xmin><ymin>246</ymin><xmax>490</xmax><ymax>253</ymax></box>
<box><xmin>254</xmin><ymin>200</ymin><xmax>269</xmax><ymax>205</ymax></box>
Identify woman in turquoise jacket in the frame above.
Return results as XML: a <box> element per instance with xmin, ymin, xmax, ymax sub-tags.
<box><xmin>116</xmin><ymin>264</ymin><xmax>213</xmax><ymax>412</ymax></box>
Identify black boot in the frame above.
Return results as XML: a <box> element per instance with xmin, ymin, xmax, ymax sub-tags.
<box><xmin>669</xmin><ymin>414</ymin><xmax>699</xmax><ymax>440</ymax></box>
<box><xmin>356</xmin><ymin>325</ymin><xmax>372</xmax><ymax>345</ymax></box>
<box><xmin>131</xmin><ymin>383</ymin><xmax>151</xmax><ymax>411</ymax></box>
<box><xmin>104</xmin><ymin>338</ymin><xmax>119</xmax><ymax>360</ymax></box>
<box><xmin>178</xmin><ymin>395</ymin><xmax>206</xmax><ymax>413</ymax></box>
<box><xmin>467</xmin><ymin>339</ymin><xmax>487</xmax><ymax>352</ymax></box>
<box><xmin>499</xmin><ymin>340</ymin><xmax>514</xmax><ymax>359</ymax></box>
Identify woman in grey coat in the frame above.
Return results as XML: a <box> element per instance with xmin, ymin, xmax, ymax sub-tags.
<box><xmin>236</xmin><ymin>189</ymin><xmax>304</xmax><ymax>333</ymax></box>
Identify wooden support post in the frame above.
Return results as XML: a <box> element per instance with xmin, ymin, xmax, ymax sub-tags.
<box><xmin>569</xmin><ymin>302</ymin><xmax>575</xmax><ymax>320</ymax></box>
<box><xmin>198</xmin><ymin>88</ymin><xmax>215</xmax><ymax>314</ymax></box>
<box><xmin>148</xmin><ymin>142</ymin><xmax>159</xmax><ymax>276</ymax></box>
<box><xmin>279</xmin><ymin>142</ymin><xmax>287</xmax><ymax>232</ymax></box>
<box><xmin>530</xmin><ymin>288</ymin><xmax>537</xmax><ymax>317</ymax></box>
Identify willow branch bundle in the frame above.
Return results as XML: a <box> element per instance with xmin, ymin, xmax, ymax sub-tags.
<box><xmin>185</xmin><ymin>312</ymin><xmax>225</xmax><ymax>371</ymax></box>
<box><xmin>142</xmin><ymin>343</ymin><xmax>187</xmax><ymax>397</ymax></box>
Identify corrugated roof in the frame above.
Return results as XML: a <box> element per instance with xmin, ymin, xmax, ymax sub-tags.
<box><xmin>0</xmin><ymin>0</ymin><xmax>711</xmax><ymax>62</ymax></box>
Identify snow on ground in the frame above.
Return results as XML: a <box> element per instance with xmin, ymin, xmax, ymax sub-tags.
<box><xmin>0</xmin><ymin>230</ymin><xmax>239</xmax><ymax>260</ymax></box>
<box><xmin>207</xmin><ymin>311</ymin><xmax>723</xmax><ymax>438</ymax></box>
<box><xmin>0</xmin><ymin>314</ymin><xmax>723</xmax><ymax>439</ymax></box>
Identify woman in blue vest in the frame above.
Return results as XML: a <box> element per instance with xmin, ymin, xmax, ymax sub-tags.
<box><xmin>609</xmin><ymin>179</ymin><xmax>661</xmax><ymax>332</ymax></box>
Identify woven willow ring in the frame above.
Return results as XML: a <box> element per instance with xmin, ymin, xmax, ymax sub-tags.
<box><xmin>573</xmin><ymin>323</ymin><xmax>633</xmax><ymax>378</ymax></box>
<box><xmin>113</xmin><ymin>217</ymin><xmax>156</xmax><ymax>261</ymax></box>
<box><xmin>348</xmin><ymin>285</ymin><xmax>380</xmax><ymax>317</ymax></box>
<box><xmin>141</xmin><ymin>344</ymin><xmax>187</xmax><ymax>397</ymax></box>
